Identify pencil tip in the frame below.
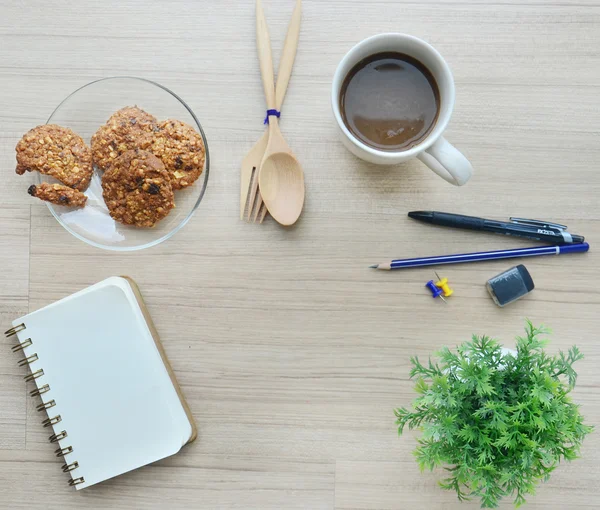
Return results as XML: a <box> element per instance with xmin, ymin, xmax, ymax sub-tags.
<box><xmin>368</xmin><ymin>264</ymin><xmax>378</xmax><ymax>269</ymax></box>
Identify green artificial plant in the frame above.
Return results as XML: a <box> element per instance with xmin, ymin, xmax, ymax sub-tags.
<box><xmin>394</xmin><ymin>322</ymin><xmax>592</xmax><ymax>508</ymax></box>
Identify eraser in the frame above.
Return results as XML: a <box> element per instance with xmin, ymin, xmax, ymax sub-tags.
<box><xmin>486</xmin><ymin>265</ymin><xmax>534</xmax><ymax>307</ymax></box>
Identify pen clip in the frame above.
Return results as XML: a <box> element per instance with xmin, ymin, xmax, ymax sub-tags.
<box><xmin>509</xmin><ymin>217</ymin><xmax>568</xmax><ymax>231</ymax></box>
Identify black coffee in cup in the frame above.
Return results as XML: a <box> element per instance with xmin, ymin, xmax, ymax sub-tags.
<box><xmin>339</xmin><ymin>52</ymin><xmax>440</xmax><ymax>152</ymax></box>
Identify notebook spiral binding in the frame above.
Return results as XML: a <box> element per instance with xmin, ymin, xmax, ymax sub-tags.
<box><xmin>5</xmin><ymin>324</ymin><xmax>85</xmax><ymax>488</ymax></box>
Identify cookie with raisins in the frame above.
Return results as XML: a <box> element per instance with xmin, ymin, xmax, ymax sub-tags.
<box><xmin>101</xmin><ymin>149</ymin><xmax>174</xmax><ymax>227</ymax></box>
<box><xmin>139</xmin><ymin>119</ymin><xmax>205</xmax><ymax>190</ymax></box>
<box><xmin>28</xmin><ymin>182</ymin><xmax>87</xmax><ymax>207</ymax></box>
<box><xmin>91</xmin><ymin>106</ymin><xmax>158</xmax><ymax>172</ymax></box>
<box><xmin>16</xmin><ymin>125</ymin><xmax>92</xmax><ymax>191</ymax></box>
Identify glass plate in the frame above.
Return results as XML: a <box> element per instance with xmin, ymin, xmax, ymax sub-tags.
<box><xmin>43</xmin><ymin>76</ymin><xmax>209</xmax><ymax>251</ymax></box>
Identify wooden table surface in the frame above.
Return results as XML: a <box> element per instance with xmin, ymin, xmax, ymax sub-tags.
<box><xmin>1</xmin><ymin>1</ymin><xmax>599</xmax><ymax>508</ymax></box>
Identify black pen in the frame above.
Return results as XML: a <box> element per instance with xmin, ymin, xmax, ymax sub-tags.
<box><xmin>408</xmin><ymin>211</ymin><xmax>585</xmax><ymax>245</ymax></box>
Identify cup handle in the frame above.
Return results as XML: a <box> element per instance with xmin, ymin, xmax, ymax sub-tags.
<box><xmin>417</xmin><ymin>137</ymin><xmax>473</xmax><ymax>186</ymax></box>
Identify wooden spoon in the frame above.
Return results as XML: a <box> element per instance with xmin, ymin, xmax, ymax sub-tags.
<box><xmin>256</xmin><ymin>0</ymin><xmax>305</xmax><ymax>226</ymax></box>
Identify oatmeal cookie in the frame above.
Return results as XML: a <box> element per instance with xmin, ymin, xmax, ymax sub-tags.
<box><xmin>102</xmin><ymin>149</ymin><xmax>174</xmax><ymax>227</ymax></box>
<box><xmin>91</xmin><ymin>106</ymin><xmax>158</xmax><ymax>172</ymax></box>
<box><xmin>15</xmin><ymin>125</ymin><xmax>93</xmax><ymax>191</ymax></box>
<box><xmin>139</xmin><ymin>119</ymin><xmax>205</xmax><ymax>190</ymax></box>
<box><xmin>28</xmin><ymin>182</ymin><xmax>87</xmax><ymax>207</ymax></box>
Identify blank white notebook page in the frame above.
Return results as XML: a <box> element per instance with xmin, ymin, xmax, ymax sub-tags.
<box><xmin>13</xmin><ymin>277</ymin><xmax>192</xmax><ymax>489</ymax></box>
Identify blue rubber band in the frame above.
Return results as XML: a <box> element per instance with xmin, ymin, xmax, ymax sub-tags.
<box><xmin>264</xmin><ymin>109</ymin><xmax>281</xmax><ymax>124</ymax></box>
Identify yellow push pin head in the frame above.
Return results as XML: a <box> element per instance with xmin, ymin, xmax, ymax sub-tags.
<box><xmin>434</xmin><ymin>272</ymin><xmax>454</xmax><ymax>297</ymax></box>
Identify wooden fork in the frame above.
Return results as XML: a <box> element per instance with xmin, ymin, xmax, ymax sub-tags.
<box><xmin>241</xmin><ymin>0</ymin><xmax>302</xmax><ymax>223</ymax></box>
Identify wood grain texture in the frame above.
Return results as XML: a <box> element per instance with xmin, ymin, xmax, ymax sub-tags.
<box><xmin>1</xmin><ymin>0</ymin><xmax>599</xmax><ymax>508</ymax></box>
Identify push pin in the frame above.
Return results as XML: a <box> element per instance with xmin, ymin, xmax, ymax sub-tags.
<box><xmin>425</xmin><ymin>280</ymin><xmax>447</xmax><ymax>303</ymax></box>
<box><xmin>434</xmin><ymin>272</ymin><xmax>454</xmax><ymax>297</ymax></box>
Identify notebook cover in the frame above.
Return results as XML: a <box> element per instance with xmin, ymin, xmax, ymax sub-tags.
<box><xmin>121</xmin><ymin>276</ymin><xmax>198</xmax><ymax>444</ymax></box>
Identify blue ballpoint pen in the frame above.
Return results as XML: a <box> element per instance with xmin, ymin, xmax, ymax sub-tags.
<box><xmin>369</xmin><ymin>243</ymin><xmax>590</xmax><ymax>270</ymax></box>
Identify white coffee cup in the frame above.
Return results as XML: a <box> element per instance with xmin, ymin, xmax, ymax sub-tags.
<box><xmin>331</xmin><ymin>33</ymin><xmax>473</xmax><ymax>186</ymax></box>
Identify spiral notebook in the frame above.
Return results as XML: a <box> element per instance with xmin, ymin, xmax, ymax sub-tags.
<box><xmin>5</xmin><ymin>276</ymin><xmax>197</xmax><ymax>489</ymax></box>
